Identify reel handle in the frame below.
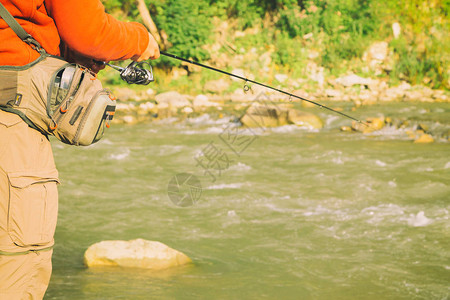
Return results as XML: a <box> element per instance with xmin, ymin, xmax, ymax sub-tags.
<box><xmin>120</xmin><ymin>61</ymin><xmax>154</xmax><ymax>85</ymax></box>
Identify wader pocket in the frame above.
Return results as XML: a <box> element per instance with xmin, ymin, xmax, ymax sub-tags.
<box><xmin>7</xmin><ymin>170</ymin><xmax>59</xmax><ymax>247</ymax></box>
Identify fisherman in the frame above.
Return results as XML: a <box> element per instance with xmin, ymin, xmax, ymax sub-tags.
<box><xmin>0</xmin><ymin>0</ymin><xmax>159</xmax><ymax>298</ymax></box>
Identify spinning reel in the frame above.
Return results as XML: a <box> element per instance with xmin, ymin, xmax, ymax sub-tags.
<box><xmin>100</xmin><ymin>61</ymin><xmax>154</xmax><ymax>85</ymax></box>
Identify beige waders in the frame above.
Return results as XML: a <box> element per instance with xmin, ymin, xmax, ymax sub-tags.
<box><xmin>0</xmin><ymin>110</ymin><xmax>59</xmax><ymax>300</ymax></box>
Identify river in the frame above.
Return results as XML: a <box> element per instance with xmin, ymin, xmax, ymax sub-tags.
<box><xmin>46</xmin><ymin>101</ymin><xmax>449</xmax><ymax>299</ymax></box>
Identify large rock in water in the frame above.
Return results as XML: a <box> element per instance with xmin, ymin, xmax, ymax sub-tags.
<box><xmin>240</xmin><ymin>102</ymin><xmax>323</xmax><ymax>129</ymax></box>
<box><xmin>414</xmin><ymin>133</ymin><xmax>434</xmax><ymax>144</ymax></box>
<box><xmin>240</xmin><ymin>102</ymin><xmax>288</xmax><ymax>128</ymax></box>
<box><xmin>84</xmin><ymin>239</ymin><xmax>191</xmax><ymax>270</ymax></box>
<box><xmin>287</xmin><ymin>109</ymin><xmax>323</xmax><ymax>129</ymax></box>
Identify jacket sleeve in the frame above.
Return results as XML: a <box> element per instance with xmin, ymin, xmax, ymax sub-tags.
<box><xmin>45</xmin><ymin>0</ymin><xmax>149</xmax><ymax>61</ymax></box>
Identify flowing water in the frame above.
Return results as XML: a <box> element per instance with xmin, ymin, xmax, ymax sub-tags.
<box><xmin>46</xmin><ymin>102</ymin><xmax>449</xmax><ymax>299</ymax></box>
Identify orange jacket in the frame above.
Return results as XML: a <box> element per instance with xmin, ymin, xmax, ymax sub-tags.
<box><xmin>0</xmin><ymin>0</ymin><xmax>149</xmax><ymax>66</ymax></box>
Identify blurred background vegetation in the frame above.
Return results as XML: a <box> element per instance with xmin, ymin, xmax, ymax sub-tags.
<box><xmin>101</xmin><ymin>0</ymin><xmax>449</xmax><ymax>91</ymax></box>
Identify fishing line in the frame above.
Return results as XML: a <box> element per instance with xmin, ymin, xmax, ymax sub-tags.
<box><xmin>160</xmin><ymin>51</ymin><xmax>368</xmax><ymax>126</ymax></box>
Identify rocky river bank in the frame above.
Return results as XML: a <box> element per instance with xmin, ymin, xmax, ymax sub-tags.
<box><xmin>110</xmin><ymin>78</ymin><xmax>449</xmax><ymax>144</ymax></box>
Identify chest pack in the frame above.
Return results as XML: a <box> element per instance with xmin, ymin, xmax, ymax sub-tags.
<box><xmin>0</xmin><ymin>3</ymin><xmax>116</xmax><ymax>146</ymax></box>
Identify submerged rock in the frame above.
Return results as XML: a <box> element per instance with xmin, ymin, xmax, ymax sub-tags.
<box><xmin>414</xmin><ymin>133</ymin><xmax>434</xmax><ymax>144</ymax></box>
<box><xmin>84</xmin><ymin>239</ymin><xmax>191</xmax><ymax>270</ymax></box>
<box><xmin>340</xmin><ymin>126</ymin><xmax>354</xmax><ymax>132</ymax></box>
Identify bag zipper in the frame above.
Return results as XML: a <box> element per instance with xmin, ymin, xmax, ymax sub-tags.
<box><xmin>52</xmin><ymin>69</ymin><xmax>88</xmax><ymax>126</ymax></box>
<box><xmin>72</xmin><ymin>89</ymin><xmax>109</xmax><ymax>145</ymax></box>
<box><xmin>46</xmin><ymin>63</ymin><xmax>75</xmax><ymax>118</ymax></box>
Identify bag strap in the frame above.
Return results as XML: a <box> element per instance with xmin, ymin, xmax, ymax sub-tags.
<box><xmin>0</xmin><ymin>3</ymin><xmax>46</xmax><ymax>54</ymax></box>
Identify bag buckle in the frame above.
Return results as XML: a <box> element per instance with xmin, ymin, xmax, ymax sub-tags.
<box><xmin>105</xmin><ymin>111</ymin><xmax>115</xmax><ymax>128</ymax></box>
<box><xmin>24</xmin><ymin>35</ymin><xmax>46</xmax><ymax>54</ymax></box>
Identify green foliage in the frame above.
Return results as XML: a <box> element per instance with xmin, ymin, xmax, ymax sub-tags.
<box><xmin>276</xmin><ymin>0</ymin><xmax>382</xmax><ymax>68</ymax></box>
<box><xmin>271</xmin><ymin>33</ymin><xmax>306</xmax><ymax>66</ymax></box>
<box><xmin>390</xmin><ymin>36</ymin><xmax>448</xmax><ymax>88</ymax></box>
<box><xmin>209</xmin><ymin>0</ymin><xmax>297</xmax><ymax>29</ymax></box>
<box><xmin>153</xmin><ymin>0</ymin><xmax>212</xmax><ymax>67</ymax></box>
<box><xmin>101</xmin><ymin>0</ymin><xmax>448</xmax><ymax>89</ymax></box>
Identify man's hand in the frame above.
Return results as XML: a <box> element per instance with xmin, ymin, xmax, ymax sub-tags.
<box><xmin>134</xmin><ymin>32</ymin><xmax>160</xmax><ymax>61</ymax></box>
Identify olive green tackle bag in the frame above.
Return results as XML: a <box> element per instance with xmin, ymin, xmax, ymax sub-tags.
<box><xmin>0</xmin><ymin>3</ymin><xmax>116</xmax><ymax>146</ymax></box>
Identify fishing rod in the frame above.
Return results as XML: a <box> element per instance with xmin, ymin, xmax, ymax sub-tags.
<box><xmin>101</xmin><ymin>52</ymin><xmax>368</xmax><ymax>125</ymax></box>
<box><xmin>160</xmin><ymin>52</ymin><xmax>367</xmax><ymax>125</ymax></box>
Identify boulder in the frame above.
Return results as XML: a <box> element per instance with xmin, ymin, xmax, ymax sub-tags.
<box><xmin>368</xmin><ymin>117</ymin><xmax>385</xmax><ymax>130</ymax></box>
<box><xmin>240</xmin><ymin>103</ymin><xmax>286</xmax><ymax>128</ymax></box>
<box><xmin>193</xmin><ymin>94</ymin><xmax>220</xmax><ymax>108</ymax></box>
<box><xmin>335</xmin><ymin>74</ymin><xmax>374</xmax><ymax>87</ymax></box>
<box><xmin>287</xmin><ymin>109</ymin><xmax>323</xmax><ymax>129</ymax></box>
<box><xmin>230</xmin><ymin>69</ymin><xmax>246</xmax><ymax>81</ymax></box>
<box><xmin>113</xmin><ymin>87</ymin><xmax>139</xmax><ymax>102</ymax></box>
<box><xmin>182</xmin><ymin>106</ymin><xmax>194</xmax><ymax>114</ymax></box>
<box><xmin>380</xmin><ymin>81</ymin><xmax>412</xmax><ymax>101</ymax></box>
<box><xmin>414</xmin><ymin>134</ymin><xmax>434</xmax><ymax>144</ymax></box>
<box><xmin>340</xmin><ymin>126</ymin><xmax>354</xmax><ymax>132</ymax></box>
<box><xmin>116</xmin><ymin>102</ymin><xmax>135</xmax><ymax>113</ymax></box>
<box><xmin>308</xmin><ymin>50</ymin><xmax>320</xmax><ymax>59</ymax></box>
<box><xmin>155</xmin><ymin>102</ymin><xmax>177</xmax><ymax>119</ymax></box>
<box><xmin>362</xmin><ymin>117</ymin><xmax>385</xmax><ymax>133</ymax></box>
<box><xmin>204</xmin><ymin>79</ymin><xmax>230</xmax><ymax>93</ymax></box>
<box><xmin>432</xmin><ymin>90</ymin><xmax>448</xmax><ymax>102</ymax></box>
<box><xmin>138</xmin><ymin>102</ymin><xmax>156</xmax><ymax>115</ymax></box>
<box><xmin>259</xmin><ymin>52</ymin><xmax>272</xmax><ymax>68</ymax></box>
<box><xmin>172</xmin><ymin>68</ymin><xmax>188</xmax><ymax>80</ymax></box>
<box><xmin>240</xmin><ymin>103</ymin><xmax>323</xmax><ymax>129</ymax></box>
<box><xmin>290</xmin><ymin>90</ymin><xmax>317</xmax><ymax>108</ymax></box>
<box><xmin>144</xmin><ymin>88</ymin><xmax>156</xmax><ymax>98</ymax></box>
<box><xmin>406</xmin><ymin>130</ymin><xmax>417</xmax><ymax>139</ymax></box>
<box><xmin>155</xmin><ymin>91</ymin><xmax>190</xmax><ymax>108</ymax></box>
<box><xmin>229</xmin><ymin>88</ymin><xmax>255</xmax><ymax>102</ymax></box>
<box><xmin>363</xmin><ymin>41</ymin><xmax>389</xmax><ymax>63</ymax></box>
<box><xmin>309</xmin><ymin>66</ymin><xmax>324</xmax><ymax>87</ymax></box>
<box><xmin>122</xmin><ymin>115</ymin><xmax>138</xmax><ymax>125</ymax></box>
<box><xmin>362</xmin><ymin>41</ymin><xmax>389</xmax><ymax>75</ymax></box>
<box><xmin>392</xmin><ymin>22</ymin><xmax>401</xmax><ymax>39</ymax></box>
<box><xmin>84</xmin><ymin>239</ymin><xmax>191</xmax><ymax>270</ymax></box>
<box><xmin>275</xmin><ymin>74</ymin><xmax>288</xmax><ymax>83</ymax></box>
<box><xmin>325</xmin><ymin>88</ymin><xmax>343</xmax><ymax>98</ymax></box>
